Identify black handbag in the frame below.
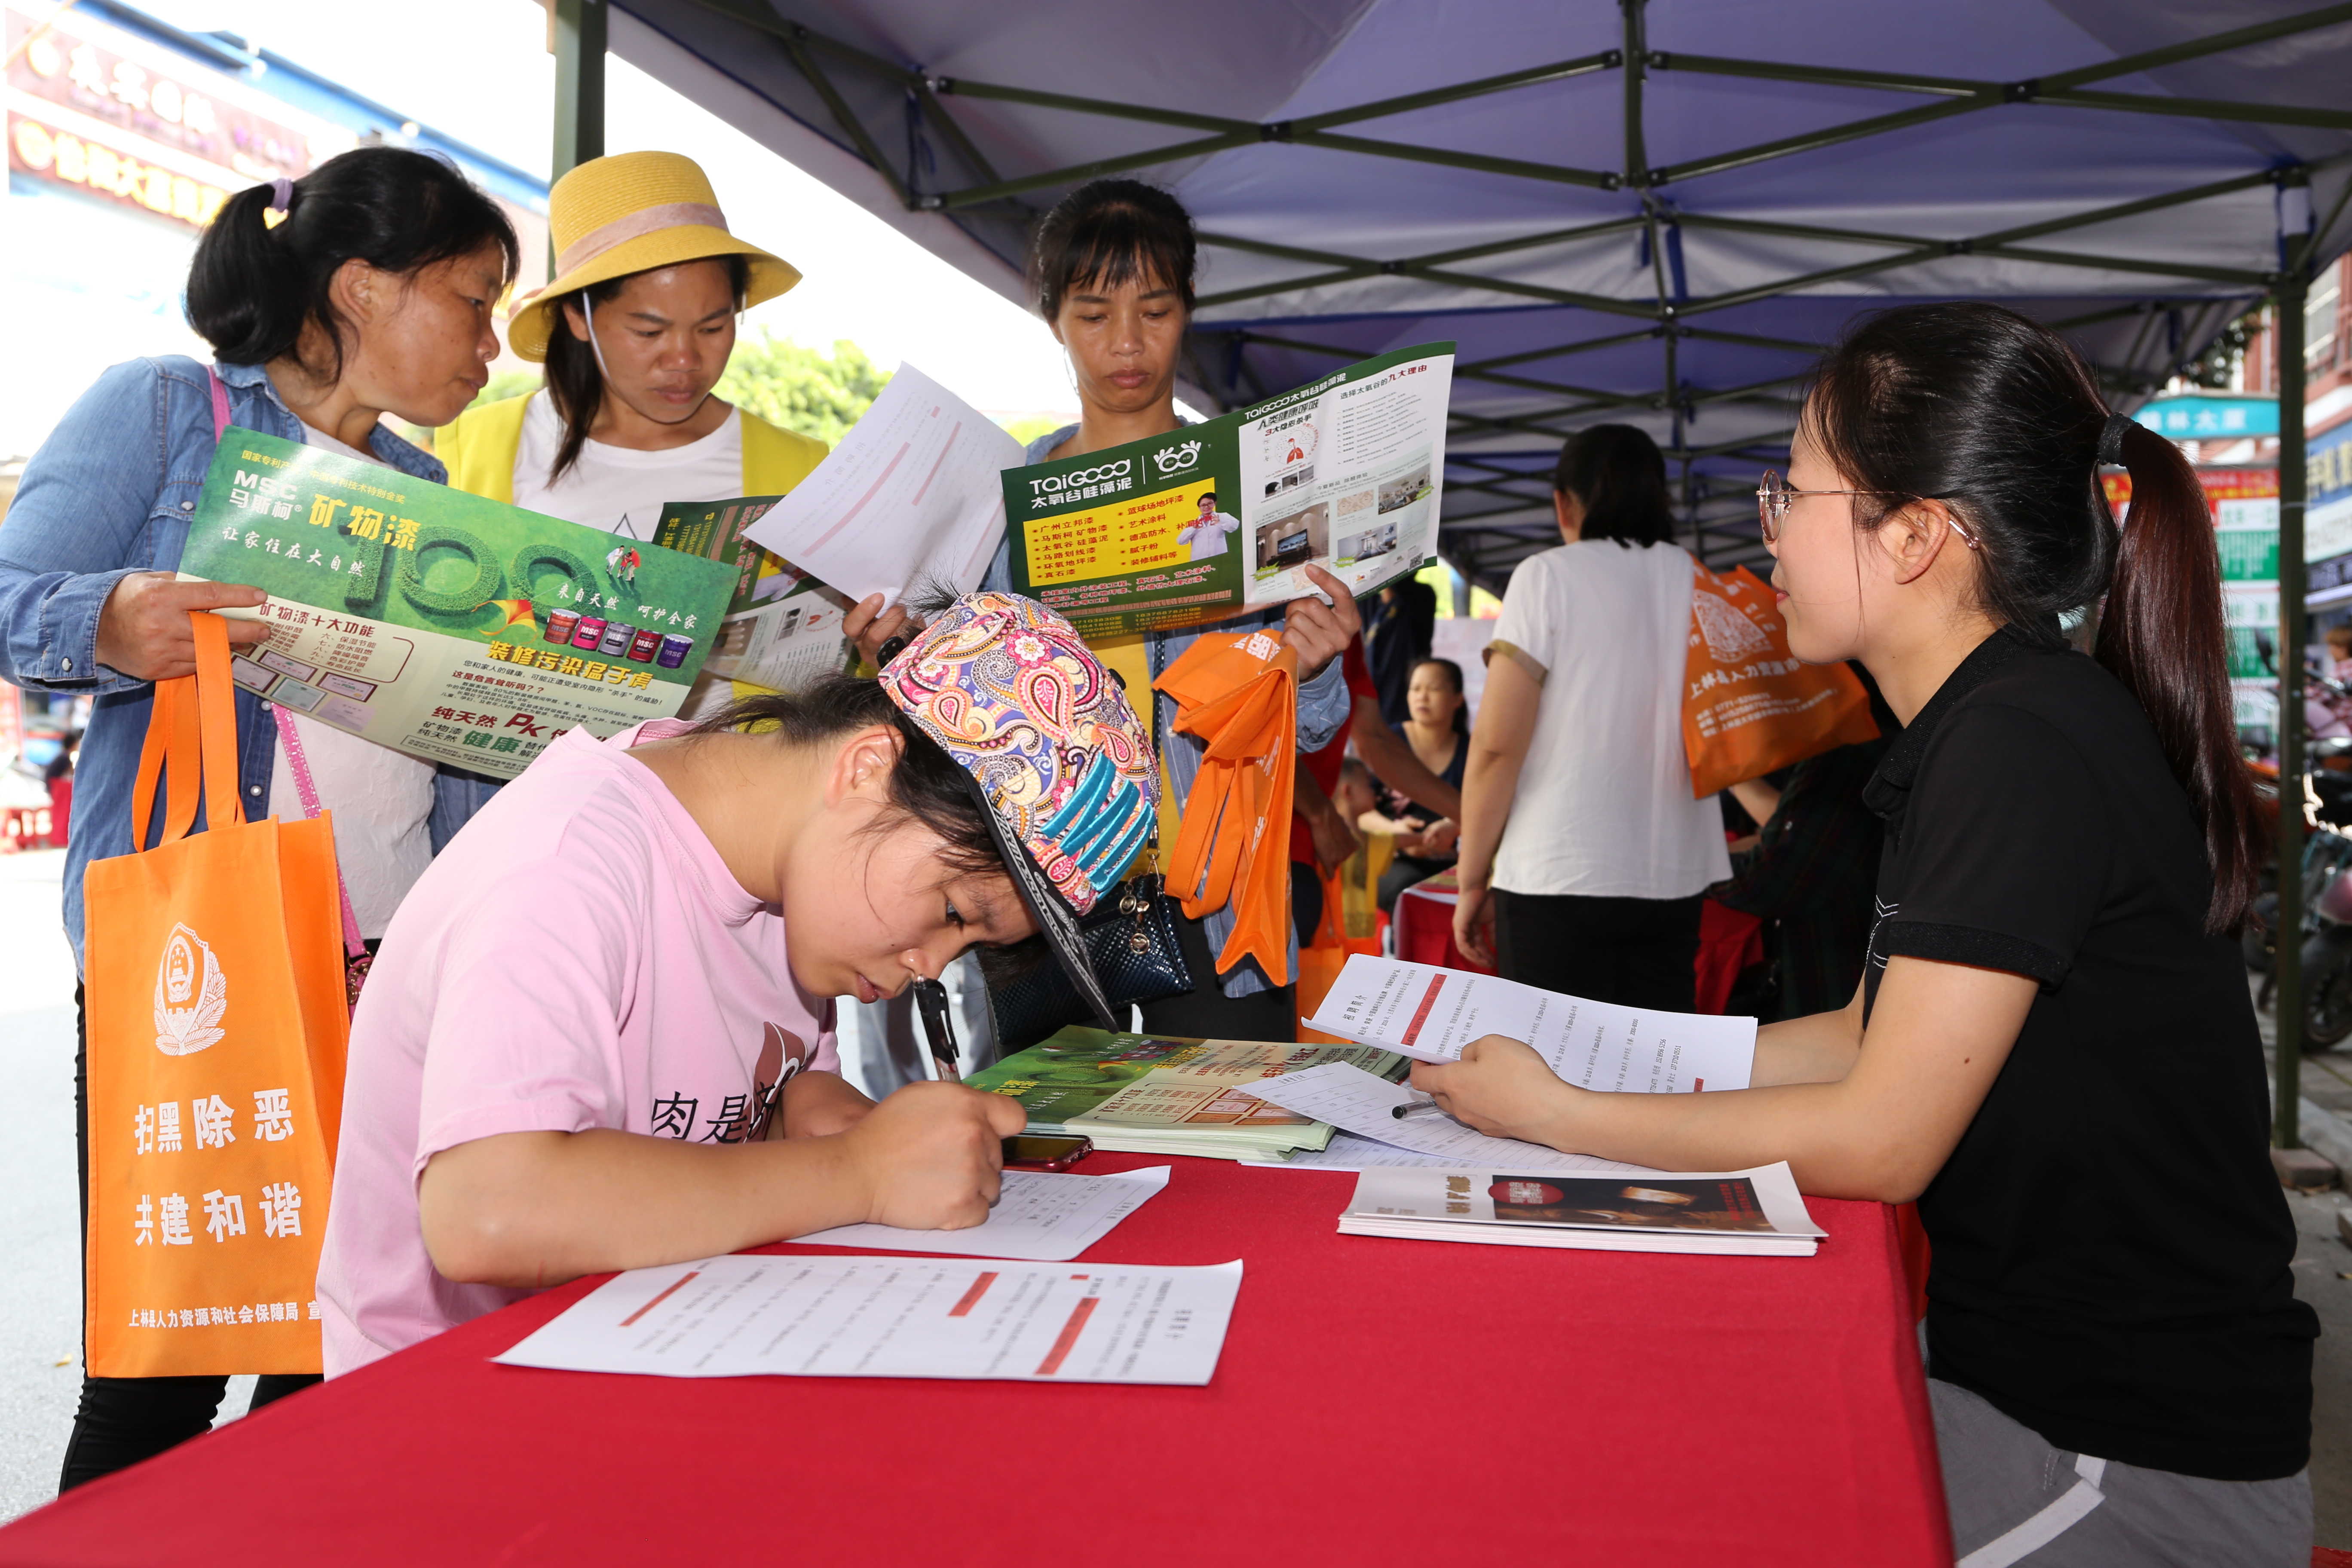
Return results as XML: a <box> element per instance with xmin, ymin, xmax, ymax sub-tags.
<box><xmin>987</xmin><ymin>873</ymin><xmax>1194</xmax><ymax>1052</ymax></box>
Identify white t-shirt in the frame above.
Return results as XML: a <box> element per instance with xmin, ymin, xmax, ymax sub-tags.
<box><xmin>510</xmin><ymin>390</ymin><xmax>743</xmax><ymax>543</ymax></box>
<box><xmin>1487</xmin><ymin>541</ymin><xmax>1730</xmax><ymax>899</ymax></box>
<box><xmin>276</xmin><ymin>423</ymin><xmax>436</xmax><ymax>939</ymax></box>
<box><xmin>510</xmin><ymin>392</ymin><xmax>748</xmax><ymax>718</ymax></box>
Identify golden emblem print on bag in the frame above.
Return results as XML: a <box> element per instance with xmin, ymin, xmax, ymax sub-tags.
<box><xmin>153</xmin><ymin>923</ymin><xmax>228</xmax><ymax>1057</ymax></box>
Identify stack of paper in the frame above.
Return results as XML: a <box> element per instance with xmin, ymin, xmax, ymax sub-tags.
<box><xmin>1337</xmin><ymin>1162</ymin><xmax>1824</xmax><ymax>1257</ymax></box>
<box><xmin>963</xmin><ymin>1027</ymin><xmax>1403</xmax><ymax>1161</ymax></box>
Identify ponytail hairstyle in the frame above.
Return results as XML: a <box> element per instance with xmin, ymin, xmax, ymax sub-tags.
<box><xmin>186</xmin><ymin>147</ymin><xmax>518</xmax><ymax>380</ymax></box>
<box><xmin>1412</xmin><ymin>657</ymin><xmax>1471</xmax><ymax>736</ymax></box>
<box><xmin>1553</xmin><ymin>423</ymin><xmax>1674</xmax><ymax>548</ymax></box>
<box><xmin>1029</xmin><ymin>178</ymin><xmax>1197</xmax><ymax>321</ymax></box>
<box><xmin>542</xmin><ymin>252</ymin><xmax>751</xmax><ymax>483</ymax></box>
<box><xmin>1805</xmin><ymin>302</ymin><xmax>2257</xmax><ymax>933</ymax></box>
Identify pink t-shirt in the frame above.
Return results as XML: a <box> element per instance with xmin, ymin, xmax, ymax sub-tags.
<box><xmin>316</xmin><ymin>720</ymin><xmax>838</xmax><ymax>1374</ymax></box>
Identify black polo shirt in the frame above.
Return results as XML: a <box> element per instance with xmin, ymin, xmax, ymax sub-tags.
<box><xmin>1863</xmin><ymin>626</ymin><xmax>2314</xmax><ymax>1481</ymax></box>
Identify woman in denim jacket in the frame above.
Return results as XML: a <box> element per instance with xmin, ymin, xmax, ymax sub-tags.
<box><xmin>0</xmin><ymin>147</ymin><xmax>518</xmax><ymax>1491</ymax></box>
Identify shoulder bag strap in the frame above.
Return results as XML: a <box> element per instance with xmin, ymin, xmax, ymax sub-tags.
<box><xmin>206</xmin><ymin>364</ymin><xmax>366</xmax><ymax>962</ymax></box>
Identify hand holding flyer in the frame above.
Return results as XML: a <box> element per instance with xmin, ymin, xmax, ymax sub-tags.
<box><xmin>1005</xmin><ymin>343</ymin><xmax>1453</xmax><ymax>638</ymax></box>
<box><xmin>177</xmin><ymin>430</ymin><xmax>737</xmax><ymax>779</ymax></box>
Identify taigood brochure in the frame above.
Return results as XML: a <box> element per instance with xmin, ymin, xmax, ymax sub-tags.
<box><xmin>1004</xmin><ymin>343</ymin><xmax>1454</xmax><ymax>637</ymax></box>
<box><xmin>178</xmin><ymin>430</ymin><xmax>735</xmax><ymax>779</ymax></box>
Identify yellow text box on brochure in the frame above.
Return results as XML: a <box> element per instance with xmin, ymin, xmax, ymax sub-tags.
<box><xmin>1022</xmin><ymin>480</ymin><xmax>1212</xmax><ymax>587</ymax></box>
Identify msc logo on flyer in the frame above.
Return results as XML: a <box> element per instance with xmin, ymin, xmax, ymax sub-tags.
<box><xmin>1152</xmin><ymin>439</ymin><xmax>1205</xmax><ymax>477</ymax></box>
<box><xmin>153</xmin><ymin>923</ymin><xmax>227</xmax><ymax>1057</ymax></box>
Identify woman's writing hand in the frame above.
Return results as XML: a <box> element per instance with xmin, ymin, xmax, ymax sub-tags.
<box><xmin>841</xmin><ymin>1081</ymin><xmax>1026</xmax><ymax>1231</ymax></box>
<box><xmin>95</xmin><ymin>575</ymin><xmax>270</xmax><ymax>681</ymax></box>
<box><xmin>1410</xmin><ymin>1034</ymin><xmax>1578</xmax><ymax>1146</ymax></box>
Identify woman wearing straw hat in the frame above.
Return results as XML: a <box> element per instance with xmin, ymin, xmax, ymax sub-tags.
<box><xmin>438</xmin><ymin>152</ymin><xmax>828</xmax><ymax>710</ymax></box>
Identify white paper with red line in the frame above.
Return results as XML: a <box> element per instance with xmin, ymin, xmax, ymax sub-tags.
<box><xmin>494</xmin><ymin>1254</ymin><xmax>1241</xmax><ymax>1386</ymax></box>
<box><xmin>1305</xmin><ymin>955</ymin><xmax>1755</xmax><ymax>1093</ymax></box>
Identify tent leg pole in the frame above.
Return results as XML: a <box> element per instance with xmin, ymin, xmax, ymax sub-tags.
<box><xmin>553</xmin><ymin>0</ymin><xmax>606</xmax><ymax>183</ymax></box>
<box><xmin>2277</xmin><ymin>276</ymin><xmax>2308</xmax><ymax>1151</ymax></box>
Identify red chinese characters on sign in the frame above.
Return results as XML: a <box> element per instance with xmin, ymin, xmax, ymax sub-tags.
<box><xmin>2101</xmin><ymin>466</ymin><xmax>2276</xmax><ymax>516</ymax></box>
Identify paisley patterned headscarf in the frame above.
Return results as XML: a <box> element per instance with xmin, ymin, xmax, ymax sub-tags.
<box><xmin>881</xmin><ymin>593</ymin><xmax>1157</xmax><ymax>1025</ymax></box>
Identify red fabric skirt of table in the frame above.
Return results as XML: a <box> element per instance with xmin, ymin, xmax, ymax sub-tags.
<box><xmin>0</xmin><ymin>1155</ymin><xmax>1951</xmax><ymax>1567</ymax></box>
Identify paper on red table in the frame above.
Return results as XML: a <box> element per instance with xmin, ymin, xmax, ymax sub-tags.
<box><xmin>1241</xmin><ymin>1062</ymin><xmax>1654</xmax><ymax>1175</ymax></box>
<box><xmin>783</xmin><ymin>1166</ymin><xmax>1167</xmax><ymax>1262</ymax></box>
<box><xmin>494</xmin><ymin>1253</ymin><xmax>1243</xmax><ymax>1386</ymax></box>
<box><xmin>1307</xmin><ymin>954</ymin><xmax>1755</xmax><ymax>1091</ymax></box>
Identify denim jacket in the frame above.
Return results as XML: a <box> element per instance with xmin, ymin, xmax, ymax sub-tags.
<box><xmin>0</xmin><ymin>355</ymin><xmax>502</xmax><ymax>970</ymax></box>
<box><xmin>990</xmin><ymin>426</ymin><xmax>1351</xmax><ymax>998</ymax></box>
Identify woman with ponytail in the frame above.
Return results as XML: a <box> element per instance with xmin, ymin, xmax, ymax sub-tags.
<box><xmin>1414</xmin><ymin>303</ymin><xmax>2314</xmax><ymax>1563</ymax></box>
<box><xmin>0</xmin><ymin>146</ymin><xmax>518</xmax><ymax>1489</ymax></box>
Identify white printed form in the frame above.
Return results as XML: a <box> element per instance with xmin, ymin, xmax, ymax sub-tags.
<box><xmin>1243</xmin><ymin>1064</ymin><xmax>1654</xmax><ymax>1175</ymax></box>
<box><xmin>1307</xmin><ymin>956</ymin><xmax>1756</xmax><ymax>1093</ymax></box>
<box><xmin>782</xmin><ymin>1166</ymin><xmax>1169</xmax><ymax>1263</ymax></box>
<box><xmin>493</xmin><ymin>1254</ymin><xmax>1243</xmax><ymax>1386</ymax></box>
<box><xmin>744</xmin><ymin>363</ymin><xmax>1022</xmax><ymax>608</ymax></box>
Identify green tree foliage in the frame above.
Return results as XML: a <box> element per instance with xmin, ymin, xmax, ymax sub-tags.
<box><xmin>715</xmin><ymin>333</ymin><xmax>892</xmax><ymax>447</ymax></box>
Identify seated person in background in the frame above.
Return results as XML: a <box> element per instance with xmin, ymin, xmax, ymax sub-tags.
<box><xmin>1358</xmin><ymin>658</ymin><xmax>1469</xmax><ymax>912</ymax></box>
<box><xmin>317</xmin><ymin>595</ymin><xmax>1155</xmax><ymax>1375</ymax></box>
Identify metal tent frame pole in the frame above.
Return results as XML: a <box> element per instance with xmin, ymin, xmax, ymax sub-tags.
<box><xmin>2278</xmin><ymin>268</ymin><xmax>2310</xmax><ymax>1151</ymax></box>
<box><xmin>553</xmin><ymin>0</ymin><xmax>607</xmax><ymax>183</ymax></box>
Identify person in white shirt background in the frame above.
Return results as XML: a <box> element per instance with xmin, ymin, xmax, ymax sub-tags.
<box><xmin>1451</xmin><ymin>423</ymin><xmax>1729</xmax><ymax>1011</ymax></box>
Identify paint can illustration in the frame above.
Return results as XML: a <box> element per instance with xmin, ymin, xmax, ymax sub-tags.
<box><xmin>543</xmin><ymin>609</ymin><xmax>580</xmax><ymax>645</ymax></box>
<box><xmin>598</xmin><ymin>621</ymin><xmax>634</xmax><ymax>656</ymax></box>
<box><xmin>573</xmin><ymin>616</ymin><xmax>607</xmax><ymax>650</ymax></box>
<box><xmin>657</xmin><ymin>633</ymin><xmax>694</xmax><ymax>669</ymax></box>
<box><xmin>627</xmin><ymin>627</ymin><xmax>663</xmax><ymax>662</ymax></box>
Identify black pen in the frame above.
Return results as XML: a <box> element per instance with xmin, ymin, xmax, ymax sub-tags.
<box><xmin>1392</xmin><ymin>1099</ymin><xmax>1444</xmax><ymax>1121</ymax></box>
<box><xmin>914</xmin><ymin>978</ymin><xmax>960</xmax><ymax>1082</ymax></box>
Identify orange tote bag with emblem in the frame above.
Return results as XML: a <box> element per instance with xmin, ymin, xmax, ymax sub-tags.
<box><xmin>81</xmin><ymin>612</ymin><xmax>349</xmax><ymax>1376</ymax></box>
<box><xmin>1683</xmin><ymin>564</ymin><xmax>1877</xmax><ymax>799</ymax></box>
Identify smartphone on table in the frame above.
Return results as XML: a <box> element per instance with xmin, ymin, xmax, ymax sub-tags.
<box><xmin>1001</xmin><ymin>1135</ymin><xmax>1093</xmax><ymax>1172</ymax></box>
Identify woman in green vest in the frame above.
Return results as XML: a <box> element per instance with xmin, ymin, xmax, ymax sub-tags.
<box><xmin>438</xmin><ymin>152</ymin><xmax>825</xmax><ymax>710</ymax></box>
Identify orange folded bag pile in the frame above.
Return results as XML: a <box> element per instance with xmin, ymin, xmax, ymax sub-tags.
<box><xmin>1154</xmin><ymin>629</ymin><xmax>1298</xmax><ymax>985</ymax></box>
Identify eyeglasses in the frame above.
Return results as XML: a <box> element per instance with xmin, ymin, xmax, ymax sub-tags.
<box><xmin>1755</xmin><ymin>470</ymin><xmax>1979</xmax><ymax>551</ymax></box>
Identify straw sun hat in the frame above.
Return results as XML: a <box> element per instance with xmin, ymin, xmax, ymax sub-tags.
<box><xmin>505</xmin><ymin>150</ymin><xmax>800</xmax><ymax>362</ymax></box>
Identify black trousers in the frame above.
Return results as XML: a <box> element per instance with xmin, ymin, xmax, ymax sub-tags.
<box><xmin>61</xmin><ymin>986</ymin><xmax>318</xmax><ymax>1493</ymax></box>
<box><xmin>1377</xmin><ymin>853</ymin><xmax>1453</xmax><ymax>915</ymax></box>
<box><xmin>1139</xmin><ymin>895</ymin><xmax>1298</xmax><ymax>1042</ymax></box>
<box><xmin>1491</xmin><ymin>890</ymin><xmax>1705</xmax><ymax>1012</ymax></box>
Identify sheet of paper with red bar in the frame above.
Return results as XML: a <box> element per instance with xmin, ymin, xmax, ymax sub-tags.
<box><xmin>1305</xmin><ymin>955</ymin><xmax>1756</xmax><ymax>1093</ymax></box>
<box><xmin>493</xmin><ymin>1254</ymin><xmax>1243</xmax><ymax>1386</ymax></box>
<box><xmin>783</xmin><ymin>1166</ymin><xmax>1169</xmax><ymax>1262</ymax></box>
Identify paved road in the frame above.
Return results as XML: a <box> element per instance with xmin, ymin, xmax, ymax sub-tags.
<box><xmin>0</xmin><ymin>850</ymin><xmax>257</xmax><ymax>1525</ymax></box>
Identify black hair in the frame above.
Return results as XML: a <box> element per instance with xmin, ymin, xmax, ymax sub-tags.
<box><xmin>1410</xmin><ymin>657</ymin><xmax>1470</xmax><ymax>735</ymax></box>
<box><xmin>542</xmin><ymin>252</ymin><xmax>751</xmax><ymax>484</ymax></box>
<box><xmin>1806</xmin><ymin>301</ymin><xmax>2256</xmax><ymax>933</ymax></box>
<box><xmin>689</xmin><ymin>667</ymin><xmax>1047</xmax><ymax>979</ymax></box>
<box><xmin>1197</xmin><ymin>490</ymin><xmax>1217</xmax><ymax>507</ymax></box>
<box><xmin>1552</xmin><ymin>424</ymin><xmax>1674</xmax><ymax>548</ymax></box>
<box><xmin>186</xmin><ymin>147</ymin><xmax>519</xmax><ymax>380</ymax></box>
<box><xmin>1029</xmin><ymin>179</ymin><xmax>1197</xmax><ymax>319</ymax></box>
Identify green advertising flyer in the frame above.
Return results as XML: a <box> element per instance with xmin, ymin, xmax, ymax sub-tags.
<box><xmin>649</xmin><ymin>495</ymin><xmax>858</xmax><ymax>695</ymax></box>
<box><xmin>177</xmin><ymin>429</ymin><xmax>737</xmax><ymax>779</ymax></box>
<box><xmin>1003</xmin><ymin>343</ymin><xmax>1454</xmax><ymax>639</ymax></box>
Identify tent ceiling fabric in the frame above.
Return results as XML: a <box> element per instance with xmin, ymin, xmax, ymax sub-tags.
<box><xmin>612</xmin><ymin>0</ymin><xmax>2352</xmax><ymax>583</ymax></box>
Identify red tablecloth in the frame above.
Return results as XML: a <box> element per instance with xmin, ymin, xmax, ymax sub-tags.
<box><xmin>1392</xmin><ymin>865</ymin><xmax>1494</xmax><ymax>973</ymax></box>
<box><xmin>0</xmin><ymin>1156</ymin><xmax>1950</xmax><ymax>1567</ymax></box>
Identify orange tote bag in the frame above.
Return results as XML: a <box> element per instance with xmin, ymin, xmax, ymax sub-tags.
<box><xmin>1683</xmin><ymin>564</ymin><xmax>1877</xmax><ymax>799</ymax></box>
<box><xmin>81</xmin><ymin>612</ymin><xmax>350</xmax><ymax>1376</ymax></box>
<box><xmin>1155</xmin><ymin>629</ymin><xmax>1298</xmax><ymax>986</ymax></box>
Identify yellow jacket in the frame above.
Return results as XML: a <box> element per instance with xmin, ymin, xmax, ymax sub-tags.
<box><xmin>436</xmin><ymin>392</ymin><xmax>827</xmax><ymax>505</ymax></box>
